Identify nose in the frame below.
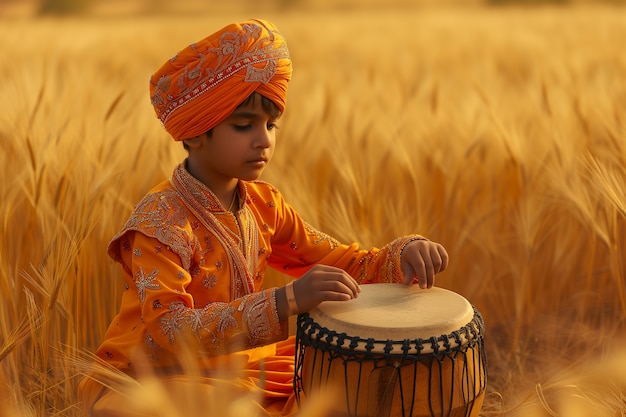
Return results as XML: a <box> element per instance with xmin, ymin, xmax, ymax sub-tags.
<box><xmin>255</xmin><ymin>126</ymin><xmax>273</xmax><ymax>148</ymax></box>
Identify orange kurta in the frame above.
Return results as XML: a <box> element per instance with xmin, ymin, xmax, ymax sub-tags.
<box><xmin>78</xmin><ymin>162</ymin><xmax>423</xmax><ymax>416</ymax></box>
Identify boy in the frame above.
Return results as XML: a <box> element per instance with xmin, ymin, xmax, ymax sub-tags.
<box><xmin>78</xmin><ymin>19</ymin><xmax>448</xmax><ymax>416</ymax></box>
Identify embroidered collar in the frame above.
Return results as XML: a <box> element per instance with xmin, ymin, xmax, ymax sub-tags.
<box><xmin>171</xmin><ymin>162</ymin><xmax>248</xmax><ymax>213</ymax></box>
<box><xmin>170</xmin><ymin>161</ymin><xmax>258</xmax><ymax>297</ymax></box>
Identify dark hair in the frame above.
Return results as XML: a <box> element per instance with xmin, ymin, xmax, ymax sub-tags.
<box><xmin>182</xmin><ymin>92</ymin><xmax>281</xmax><ymax>152</ymax></box>
<box><xmin>239</xmin><ymin>92</ymin><xmax>282</xmax><ymax>119</ymax></box>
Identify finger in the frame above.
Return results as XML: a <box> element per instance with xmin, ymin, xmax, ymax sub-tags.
<box><xmin>430</xmin><ymin>244</ymin><xmax>446</xmax><ymax>273</ymax></box>
<box><xmin>402</xmin><ymin>247</ymin><xmax>425</xmax><ymax>287</ymax></box>
<box><xmin>422</xmin><ymin>264</ymin><xmax>434</xmax><ymax>289</ymax></box>
<box><xmin>401</xmin><ymin>259</ymin><xmax>415</xmax><ymax>286</ymax></box>
<box><xmin>293</xmin><ymin>278</ymin><xmax>351</xmax><ymax>312</ymax></box>
<box><xmin>425</xmin><ymin>263</ymin><xmax>435</xmax><ymax>288</ymax></box>
<box><xmin>341</xmin><ymin>273</ymin><xmax>361</xmax><ymax>297</ymax></box>
<box><xmin>316</xmin><ymin>279</ymin><xmax>358</xmax><ymax>298</ymax></box>
<box><xmin>409</xmin><ymin>245</ymin><xmax>428</xmax><ymax>288</ymax></box>
<box><xmin>412</xmin><ymin>258</ymin><xmax>427</xmax><ymax>289</ymax></box>
<box><xmin>429</xmin><ymin>246</ymin><xmax>443</xmax><ymax>274</ymax></box>
<box><xmin>318</xmin><ymin>291</ymin><xmax>353</xmax><ymax>303</ymax></box>
<box><xmin>439</xmin><ymin>246</ymin><xmax>449</xmax><ymax>272</ymax></box>
<box><xmin>317</xmin><ymin>268</ymin><xmax>361</xmax><ymax>297</ymax></box>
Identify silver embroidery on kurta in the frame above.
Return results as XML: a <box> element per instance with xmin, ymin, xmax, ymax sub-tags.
<box><xmin>144</xmin><ymin>331</ymin><xmax>161</xmax><ymax>361</ymax></box>
<box><xmin>108</xmin><ymin>188</ymin><xmax>194</xmax><ymax>271</ymax></box>
<box><xmin>135</xmin><ymin>266</ymin><xmax>160</xmax><ymax>304</ymax></box>
<box><xmin>159</xmin><ymin>300</ymin><xmax>238</xmax><ymax>349</ymax></box>
<box><xmin>238</xmin><ymin>291</ymin><xmax>273</xmax><ymax>346</ymax></box>
<box><xmin>304</xmin><ymin>222</ymin><xmax>339</xmax><ymax>249</ymax></box>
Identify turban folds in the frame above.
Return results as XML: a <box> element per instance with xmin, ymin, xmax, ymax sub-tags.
<box><xmin>149</xmin><ymin>19</ymin><xmax>292</xmax><ymax>141</ymax></box>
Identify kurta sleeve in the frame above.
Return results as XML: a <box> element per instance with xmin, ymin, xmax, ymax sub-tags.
<box><xmin>118</xmin><ymin>230</ymin><xmax>287</xmax><ymax>357</ymax></box>
<box><xmin>265</xmin><ymin>188</ymin><xmax>426</xmax><ymax>284</ymax></box>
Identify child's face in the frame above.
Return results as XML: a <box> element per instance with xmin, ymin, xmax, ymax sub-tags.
<box><xmin>192</xmin><ymin>95</ymin><xmax>278</xmax><ymax>186</ymax></box>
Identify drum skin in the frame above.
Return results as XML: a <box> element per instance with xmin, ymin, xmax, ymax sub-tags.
<box><xmin>295</xmin><ymin>284</ymin><xmax>487</xmax><ymax>417</ymax></box>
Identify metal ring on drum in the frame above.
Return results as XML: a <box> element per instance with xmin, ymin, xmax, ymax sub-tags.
<box><xmin>294</xmin><ymin>284</ymin><xmax>487</xmax><ymax>417</ymax></box>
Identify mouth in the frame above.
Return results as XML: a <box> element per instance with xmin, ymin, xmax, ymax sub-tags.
<box><xmin>247</xmin><ymin>157</ymin><xmax>268</xmax><ymax>166</ymax></box>
<box><xmin>252</xmin><ymin>157</ymin><xmax>267</xmax><ymax>162</ymax></box>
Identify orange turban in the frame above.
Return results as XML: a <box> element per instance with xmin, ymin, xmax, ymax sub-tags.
<box><xmin>149</xmin><ymin>19</ymin><xmax>292</xmax><ymax>141</ymax></box>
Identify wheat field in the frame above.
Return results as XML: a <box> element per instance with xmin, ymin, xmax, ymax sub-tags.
<box><xmin>0</xmin><ymin>3</ymin><xmax>625</xmax><ymax>417</ymax></box>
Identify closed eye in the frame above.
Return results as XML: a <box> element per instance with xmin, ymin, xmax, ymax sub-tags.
<box><xmin>233</xmin><ymin>124</ymin><xmax>252</xmax><ymax>132</ymax></box>
<box><xmin>233</xmin><ymin>123</ymin><xmax>278</xmax><ymax>132</ymax></box>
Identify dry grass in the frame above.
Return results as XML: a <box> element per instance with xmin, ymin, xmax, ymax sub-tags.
<box><xmin>1</xmin><ymin>4</ymin><xmax>625</xmax><ymax>416</ymax></box>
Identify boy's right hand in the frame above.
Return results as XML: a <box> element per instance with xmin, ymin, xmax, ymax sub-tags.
<box><xmin>292</xmin><ymin>265</ymin><xmax>360</xmax><ymax>314</ymax></box>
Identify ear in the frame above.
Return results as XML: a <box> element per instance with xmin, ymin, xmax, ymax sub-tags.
<box><xmin>182</xmin><ymin>134</ymin><xmax>206</xmax><ymax>150</ymax></box>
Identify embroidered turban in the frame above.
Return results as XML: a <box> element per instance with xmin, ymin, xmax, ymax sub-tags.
<box><xmin>149</xmin><ymin>19</ymin><xmax>292</xmax><ymax>141</ymax></box>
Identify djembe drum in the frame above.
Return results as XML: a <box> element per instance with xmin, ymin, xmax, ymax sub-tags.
<box><xmin>294</xmin><ymin>284</ymin><xmax>486</xmax><ymax>417</ymax></box>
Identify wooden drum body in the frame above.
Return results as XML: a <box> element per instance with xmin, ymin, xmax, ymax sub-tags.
<box><xmin>294</xmin><ymin>284</ymin><xmax>487</xmax><ymax>417</ymax></box>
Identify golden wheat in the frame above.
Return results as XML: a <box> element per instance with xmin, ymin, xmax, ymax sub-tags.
<box><xmin>1</xmin><ymin>4</ymin><xmax>625</xmax><ymax>417</ymax></box>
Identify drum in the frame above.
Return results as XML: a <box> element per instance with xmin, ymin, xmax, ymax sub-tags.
<box><xmin>294</xmin><ymin>284</ymin><xmax>487</xmax><ymax>417</ymax></box>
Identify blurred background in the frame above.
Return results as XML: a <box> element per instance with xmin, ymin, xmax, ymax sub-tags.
<box><xmin>1</xmin><ymin>0</ymin><xmax>625</xmax><ymax>416</ymax></box>
<box><xmin>1</xmin><ymin>0</ymin><xmax>625</xmax><ymax>18</ymax></box>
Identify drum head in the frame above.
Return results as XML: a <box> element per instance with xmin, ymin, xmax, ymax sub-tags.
<box><xmin>308</xmin><ymin>284</ymin><xmax>474</xmax><ymax>342</ymax></box>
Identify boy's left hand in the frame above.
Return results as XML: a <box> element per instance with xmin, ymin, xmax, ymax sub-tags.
<box><xmin>400</xmin><ymin>240</ymin><xmax>449</xmax><ymax>288</ymax></box>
